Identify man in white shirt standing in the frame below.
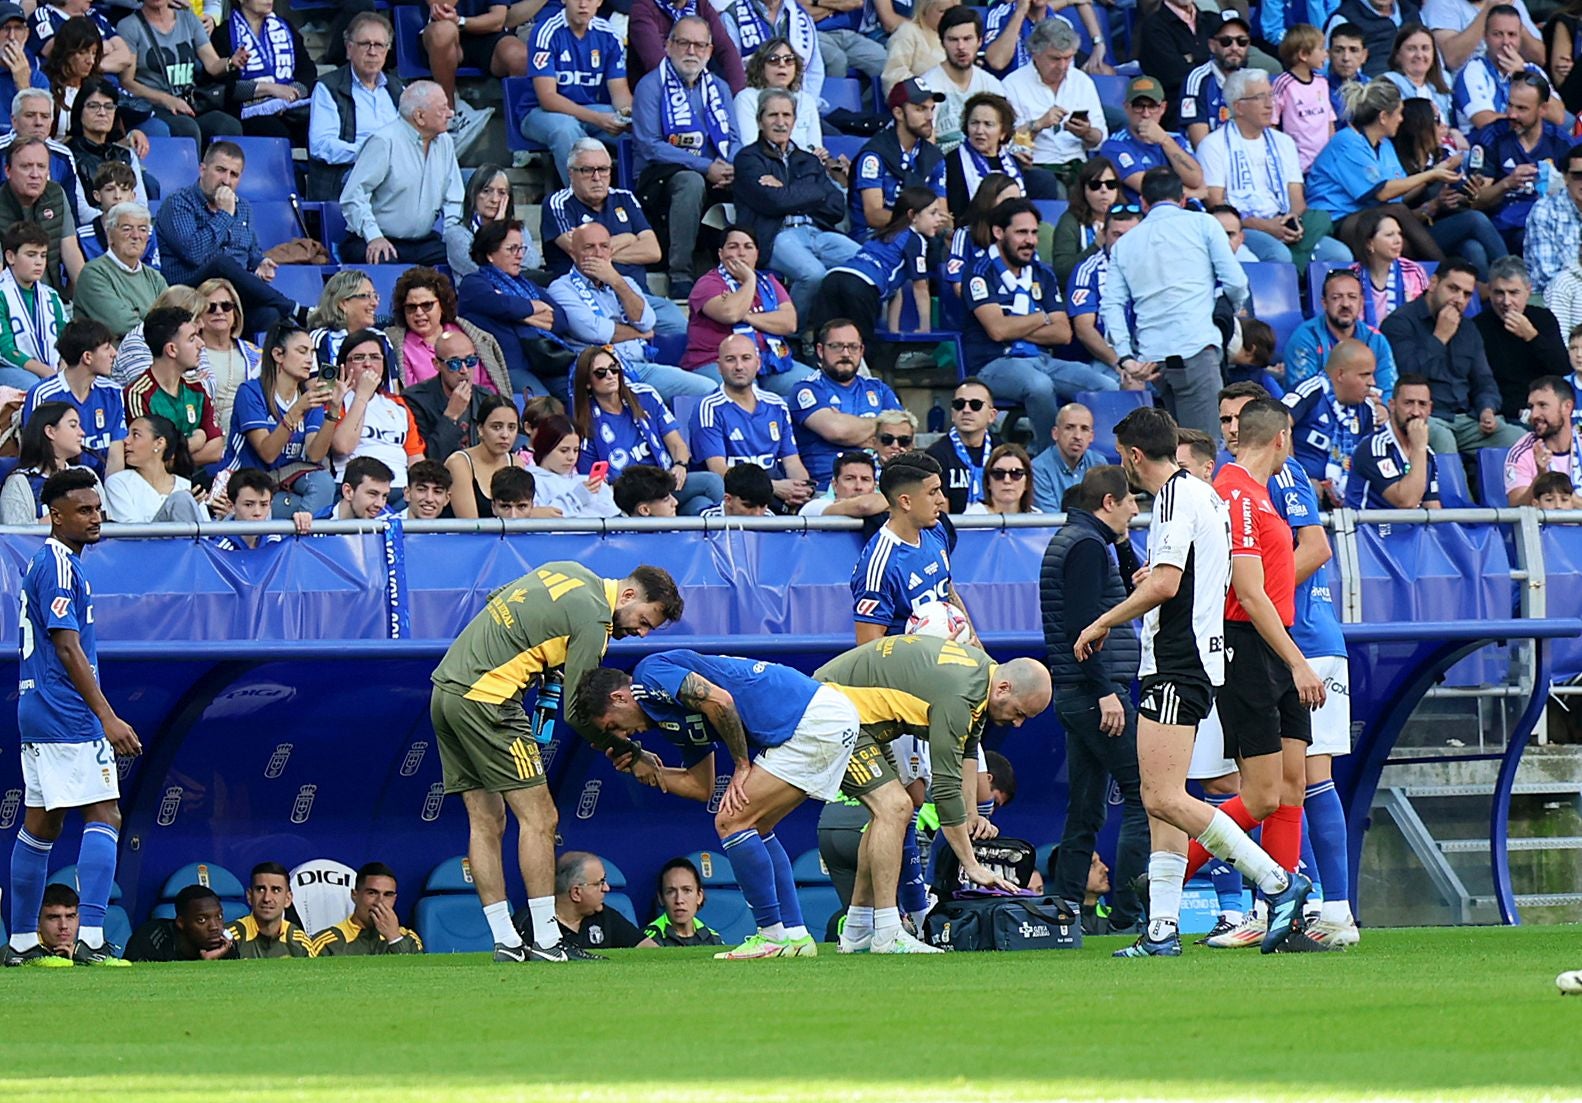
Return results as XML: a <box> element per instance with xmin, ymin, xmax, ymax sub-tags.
<box><xmin>1002</xmin><ymin>18</ymin><xmax>1105</xmax><ymax>184</ymax></box>
<box><xmin>1196</xmin><ymin>69</ymin><xmax>1351</xmax><ymax>268</ymax></box>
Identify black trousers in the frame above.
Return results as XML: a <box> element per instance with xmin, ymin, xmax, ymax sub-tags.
<box><xmin>1053</xmin><ymin>688</ymin><xmax>1147</xmax><ymax>929</ymax></box>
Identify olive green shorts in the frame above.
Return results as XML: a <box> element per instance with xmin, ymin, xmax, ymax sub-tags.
<box><xmin>431</xmin><ymin>689</ymin><xmax>548</xmax><ymax>795</ymax></box>
<box><xmin>839</xmin><ymin>732</ymin><xmax>899</xmax><ymax>800</ymax></box>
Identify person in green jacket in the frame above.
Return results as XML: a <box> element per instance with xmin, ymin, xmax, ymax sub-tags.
<box><xmin>0</xmin><ymin>222</ymin><xmax>67</xmax><ymax>389</ymax></box>
<box><xmin>313</xmin><ymin>863</ymin><xmax>424</xmax><ymax>956</ymax></box>
<box><xmin>72</xmin><ymin>201</ymin><xmax>168</xmax><ymax>340</ymax></box>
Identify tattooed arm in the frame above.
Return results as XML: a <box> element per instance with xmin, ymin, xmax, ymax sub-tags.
<box><xmin>678</xmin><ymin>671</ymin><xmax>754</xmax><ymax>817</ymax></box>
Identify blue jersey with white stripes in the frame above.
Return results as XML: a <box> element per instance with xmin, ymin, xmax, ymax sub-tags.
<box><xmin>830</xmin><ymin>227</ymin><xmax>929</xmax><ymax>299</ymax></box>
<box><xmin>851</xmin><ymin>522</ymin><xmax>952</xmax><ymax>633</ymax></box>
<box><xmin>632</xmin><ymin>650</ymin><xmax>820</xmax><ymax>764</ymax></box>
<box><xmin>1269</xmin><ymin>460</ymin><xmax>1346</xmax><ymax>659</ymax></box>
<box><xmin>19</xmin><ymin>537</ymin><xmax>105</xmax><ymax>745</ymax></box>
<box><xmin>690</xmin><ymin>388</ymin><xmax>799</xmax><ymax>473</ymax></box>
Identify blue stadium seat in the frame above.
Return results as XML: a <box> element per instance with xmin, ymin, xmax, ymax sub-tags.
<box><xmin>142</xmin><ymin>135</ymin><xmax>199</xmax><ymax>194</ymax></box>
<box><xmin>596</xmin><ymin>856</ymin><xmax>639</xmax><ymax>928</ymax></box>
<box><xmin>792</xmin><ymin>848</ymin><xmax>838</xmax><ymax>943</ymax></box>
<box><xmin>1032</xmin><ymin>199</ymin><xmax>1068</xmax><ymax>226</ymax></box>
<box><xmin>346</xmin><ymin>264</ymin><xmax>414</xmax><ymax>309</ymax></box>
<box><xmin>250</xmin><ymin>201</ymin><xmax>301</xmax><ymax>252</ymax></box>
<box><xmin>1245</xmin><ymin>261</ymin><xmax>1303</xmax><ymax>355</ymax></box>
<box><xmin>413</xmin><ymin>856</ymin><xmax>492</xmax><ymax>953</ymax></box>
<box><xmin>874</xmin><ymin>326</ymin><xmax>968</xmax><ymax>381</ymax></box>
<box><xmin>822</xmin><ymin>76</ymin><xmax>865</xmax><ymax>114</ymax></box>
<box><xmin>682</xmin><ymin>848</ymin><xmax>755</xmax><ymax>945</ymax></box>
<box><xmin>1306</xmin><ymin>260</ymin><xmax>1345</xmax><ymax>317</ymax></box>
<box><xmin>1091</xmin><ymin>73</ymin><xmax>1128</xmax><ymax>109</ymax></box>
<box><xmin>503</xmin><ymin>77</ymin><xmax>547</xmax><ymax>155</ymax></box>
<box><xmin>1077</xmin><ymin>388</ymin><xmax>1151</xmax><ymax>462</ymax></box>
<box><xmin>270</xmin><ymin>264</ymin><xmax>326</xmax><ymax>310</ymax></box>
<box><xmin>152</xmin><ymin>862</ymin><xmax>248</xmax><ymax>923</ymax></box>
<box><xmin>791</xmin><ymin>848</ymin><xmax>829</xmax><ymax>883</ymax></box>
<box><xmin>1476</xmin><ymin>447</ymin><xmax>1508</xmax><ymax>506</ymax></box>
<box><xmin>672</xmin><ymin>393</ymin><xmax>704</xmax><ymax>433</ymax></box>
<box><xmin>319</xmin><ymin>202</ymin><xmax>348</xmax><ymax>262</ymax></box>
<box><xmin>394</xmin><ymin>5</ymin><xmax>484</xmax><ymax>80</ymax></box>
<box><xmin>221</xmin><ymin>136</ymin><xmax>296</xmax><ymax>201</ymax></box>
<box><xmin>1436</xmin><ymin>453</ymin><xmax>1474</xmax><ymax>508</ymax></box>
<box><xmin>821</xmin><ymin>134</ymin><xmax>866</xmax><ymax>166</ymax></box>
<box><xmin>651</xmin><ymin>331</ymin><xmax>687</xmax><ymax>368</ymax></box>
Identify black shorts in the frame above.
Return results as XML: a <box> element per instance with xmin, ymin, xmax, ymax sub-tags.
<box><xmin>459</xmin><ymin>30</ymin><xmax>507</xmax><ymax>73</ymax></box>
<box><xmin>1137</xmin><ymin>674</ymin><xmax>1215</xmax><ymax>728</ymax></box>
<box><xmin>1218</xmin><ymin>621</ymin><xmax>1312</xmax><ymax>759</ymax></box>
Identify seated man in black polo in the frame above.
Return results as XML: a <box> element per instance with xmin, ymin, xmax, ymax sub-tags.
<box><xmin>124</xmin><ymin>885</ymin><xmax>240</xmax><ymax>962</ymax></box>
<box><xmin>518</xmin><ymin>851</ymin><xmax>656</xmax><ymax>954</ymax></box>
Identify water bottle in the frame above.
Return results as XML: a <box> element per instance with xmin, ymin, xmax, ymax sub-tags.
<box><xmin>927</xmin><ymin>400</ymin><xmax>946</xmax><ymax>434</ymax></box>
<box><xmin>528</xmin><ymin>672</ymin><xmax>564</xmax><ymax>745</ymax></box>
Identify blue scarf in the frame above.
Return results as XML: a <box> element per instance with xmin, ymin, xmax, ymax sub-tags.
<box><xmin>716</xmin><ymin>264</ymin><xmax>792</xmax><ymax>374</ymax></box>
<box><xmin>959</xmin><ymin>142</ymin><xmax>1023</xmax><ymax>199</ymax></box>
<box><xmin>1225</xmin><ymin>125</ymin><xmax>1290</xmax><ymax>217</ymax></box>
<box><xmin>566</xmin><ymin>270</ymin><xmax>650</xmax><ymax>376</ymax></box>
<box><xmin>659</xmin><ymin>59</ymin><xmax>733</xmax><ymax>162</ymax></box>
<box><xmin>733</xmin><ymin>0</ymin><xmax>815</xmax><ymax>60</ymax></box>
<box><xmin>1360</xmin><ymin>260</ymin><xmax>1405</xmax><ymax>329</ymax></box>
<box><xmin>948</xmin><ymin>427</ymin><xmax>991</xmax><ymax>501</ymax></box>
<box><xmin>230</xmin><ymin>9</ymin><xmax>299</xmax><ymax>118</ymax></box>
<box><xmin>984</xmin><ymin>253</ymin><xmax>1043</xmax><ymax>358</ymax></box>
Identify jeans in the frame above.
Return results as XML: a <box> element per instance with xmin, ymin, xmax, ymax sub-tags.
<box><xmin>819</xmin><ymin>28</ymin><xmax>887</xmax><ymax>80</ymax></box>
<box><xmin>270</xmin><ymin>469</ymin><xmax>337</xmax><ymax>518</ymax></box>
<box><xmin>341</xmin><ymin>234</ymin><xmax>449</xmax><ymax>267</ymax></box>
<box><xmin>1053</xmin><ymin>690</ymin><xmax>1147</xmax><ymax>929</ymax></box>
<box><xmin>675</xmin><ymin>469</ymin><xmax>724</xmax><ymax>515</ymax></box>
<box><xmin>153</xmin><ymin>489</ymin><xmax>207</xmax><ymax>524</ymax></box>
<box><xmin>0</xmin><ymin>365</ymin><xmax>42</xmax><ymax>390</ymax></box>
<box><xmin>1432</xmin><ymin>411</ymin><xmax>1526</xmax><ymax>454</ymax></box>
<box><xmin>770</xmin><ymin>225</ymin><xmax>863</xmax><ymax>323</ymax></box>
<box><xmin>522</xmin><ymin>104</ymin><xmax>619</xmax><ymax>187</ymax></box>
<box><xmin>646</xmin><ymin>294</ymin><xmax>688</xmax><ymax>339</ymax></box>
<box><xmin>1427</xmin><ymin>210</ymin><xmax>1509</xmax><ymax>280</ymax></box>
<box><xmin>632</xmin><ymin>360</ymin><xmax>719</xmax><ymax>402</ymax></box>
<box><xmin>179</xmin><ymin>254</ymin><xmax>302</xmax><ymax>336</ymax></box>
<box><xmin>1151</xmin><ymin>345</ymin><xmax>1222</xmax><ymax>444</ymax></box>
<box><xmin>1243</xmin><ymin>212</ymin><xmax>1353</xmax><ymax>268</ymax></box>
<box><xmin>653</xmin><ymin>168</ymin><xmax>718</xmax><ymax>281</ymax></box>
<box><xmin>977</xmin><ymin>353</ymin><xmax>1119</xmax><ymax>449</ymax></box>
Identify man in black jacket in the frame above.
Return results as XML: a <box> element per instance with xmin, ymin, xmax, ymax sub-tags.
<box><xmin>1040</xmin><ymin>464</ymin><xmax>1145</xmax><ymax>931</ymax></box>
<box><xmin>403</xmin><ymin>329</ymin><xmax>490</xmax><ymax>460</ymax></box>
<box><xmin>731</xmin><ymin>89</ymin><xmax>860</xmax><ymax>320</ymax></box>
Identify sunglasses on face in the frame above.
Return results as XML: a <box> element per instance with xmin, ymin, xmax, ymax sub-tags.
<box><xmin>443</xmin><ymin>354</ymin><xmax>480</xmax><ymax>373</ymax></box>
<box><xmin>591</xmin><ymin>365</ymin><xmax>622</xmax><ymax>379</ymax></box>
<box><xmin>1215</xmin><ymin>34</ymin><xmax>1250</xmax><ymax>46</ymax></box>
<box><xmin>878</xmin><ymin>433</ymin><xmax>913</xmax><ymax>447</ymax></box>
<box><xmin>1087</xmin><ymin>178</ymin><xmax>1119</xmax><ymax>190</ymax></box>
<box><xmin>990</xmin><ymin>467</ymin><xmax>1026</xmax><ymax>480</ymax></box>
<box><xmin>206</xmin><ymin>300</ymin><xmax>236</xmax><ymax>314</ymax></box>
<box><xmin>952</xmin><ymin>397</ymin><xmax>987</xmax><ymax>411</ymax></box>
<box><xmin>1128</xmin><ymin>98</ymin><xmax>1162</xmax><ymax>110</ymax></box>
<box><xmin>405</xmin><ymin>299</ymin><xmax>440</xmax><ymax>313</ymax></box>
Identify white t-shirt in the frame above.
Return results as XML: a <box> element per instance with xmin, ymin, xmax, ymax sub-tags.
<box><xmin>334</xmin><ymin>391</ymin><xmax>416</xmax><ymax>488</ymax></box>
<box><xmin>1002</xmin><ymin>64</ymin><xmax>1106</xmax><ymax>165</ymax></box>
<box><xmin>1421</xmin><ymin>0</ymin><xmax>1540</xmax><ymax>63</ymax></box>
<box><xmin>1196</xmin><ymin>123</ymin><xmax>1303</xmax><ymax>220</ymax></box>
<box><xmin>917</xmin><ymin>63</ymin><xmax>1007</xmax><ymax>149</ymax></box>
<box><xmin>103</xmin><ymin>470</ymin><xmax>193</xmax><ymax>523</ymax></box>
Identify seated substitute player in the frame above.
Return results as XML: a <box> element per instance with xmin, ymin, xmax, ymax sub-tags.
<box><xmin>1074</xmin><ymin>407</ymin><xmax>1314</xmax><ymax>957</ymax></box>
<box><xmin>227</xmin><ymin>861</ymin><xmax>318</xmax><ymax>958</ymax></box>
<box><xmin>852</xmin><ymin>450</ymin><xmax>976</xmax><ymax>645</ymax></box>
<box><xmin>576</xmin><ymin>647</ymin><xmax>862</xmax><ymax>959</ymax></box>
<box><xmin>124</xmin><ymin>885</ymin><xmax>240</xmax><ymax>962</ymax></box>
<box><xmin>38</xmin><ymin>882</ymin><xmax>81</xmax><ymax>961</ymax></box>
<box><xmin>430</xmin><ymin>562</ymin><xmax>683</xmax><ymax>964</ymax></box>
<box><xmin>814</xmin><ymin>635</ymin><xmax>1050</xmax><ymax>952</ymax></box>
<box><xmin>314</xmin><ymin>862</ymin><xmax>424</xmax><ymax>956</ymax></box>
<box><xmin>6</xmin><ymin>468</ymin><xmax>142</xmax><ymax>968</ymax></box>
<box><xmin>532</xmin><ymin>851</ymin><xmax>656</xmax><ymax>954</ymax></box>
<box><xmin>643</xmin><ymin>858</ymin><xmax>725</xmax><ymax>947</ymax></box>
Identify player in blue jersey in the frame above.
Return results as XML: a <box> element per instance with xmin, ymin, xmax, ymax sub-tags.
<box><xmin>573</xmin><ymin>650</ymin><xmax>860</xmax><ymax>959</ymax></box>
<box><xmin>6</xmin><ymin>468</ymin><xmax>141</xmax><ymax>967</ymax></box>
<box><xmin>852</xmin><ymin>450</ymin><xmax>975</xmax><ymax>644</ymax></box>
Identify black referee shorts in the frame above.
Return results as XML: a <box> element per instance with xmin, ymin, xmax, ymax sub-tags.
<box><xmin>1219</xmin><ymin>621</ymin><xmax>1311</xmax><ymax>759</ymax></box>
<box><xmin>1137</xmin><ymin>674</ymin><xmax>1215</xmax><ymax>729</ymax></box>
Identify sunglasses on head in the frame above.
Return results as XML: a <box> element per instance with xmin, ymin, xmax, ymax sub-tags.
<box><xmin>1215</xmin><ymin>34</ymin><xmax>1250</xmax><ymax>45</ymax></box>
<box><xmin>443</xmin><ymin>354</ymin><xmax>480</xmax><ymax>372</ymax></box>
<box><xmin>989</xmin><ymin>467</ymin><xmax>1026</xmax><ymax>480</ymax></box>
<box><xmin>952</xmin><ymin>397</ymin><xmax>987</xmax><ymax>411</ymax></box>
<box><xmin>878</xmin><ymin>432</ymin><xmax>913</xmax><ymax>447</ymax></box>
<box><xmin>1112</xmin><ymin>204</ymin><xmax>1142</xmax><ymax>215</ymax></box>
<box><xmin>206</xmin><ymin>300</ymin><xmax>236</xmax><ymax>314</ymax></box>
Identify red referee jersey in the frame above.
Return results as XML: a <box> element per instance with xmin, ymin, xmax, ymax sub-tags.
<box><xmin>1213</xmin><ymin>462</ymin><xmax>1295</xmax><ymax>626</ymax></box>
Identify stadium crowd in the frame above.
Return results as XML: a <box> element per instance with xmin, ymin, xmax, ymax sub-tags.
<box><xmin>0</xmin><ymin>0</ymin><xmax>1580</xmax><ymax>522</ymax></box>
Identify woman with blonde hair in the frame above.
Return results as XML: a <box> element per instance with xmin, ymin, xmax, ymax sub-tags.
<box><xmin>195</xmin><ymin>277</ymin><xmax>262</xmax><ymax>433</ymax></box>
<box><xmin>881</xmin><ymin>0</ymin><xmax>959</xmax><ymax>94</ymax></box>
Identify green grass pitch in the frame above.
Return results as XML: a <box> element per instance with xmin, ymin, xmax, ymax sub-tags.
<box><xmin>2</xmin><ymin>927</ymin><xmax>1579</xmax><ymax>1102</ymax></box>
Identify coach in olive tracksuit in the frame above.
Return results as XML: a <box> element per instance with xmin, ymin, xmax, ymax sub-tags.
<box><xmin>1040</xmin><ymin>465</ymin><xmax>1146</xmax><ymax>932</ymax></box>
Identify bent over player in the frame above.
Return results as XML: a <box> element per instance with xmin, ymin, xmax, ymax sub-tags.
<box><xmin>574</xmin><ymin>650</ymin><xmax>860</xmax><ymax>959</ymax></box>
<box><xmin>429</xmin><ymin>561</ymin><xmax>683</xmax><ymax>963</ymax></box>
<box><xmin>7</xmin><ymin>469</ymin><xmax>141</xmax><ymax>967</ymax></box>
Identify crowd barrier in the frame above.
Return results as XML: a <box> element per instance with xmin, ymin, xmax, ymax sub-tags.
<box><xmin>0</xmin><ymin>511</ymin><xmax>1577</xmax><ymax>934</ymax></box>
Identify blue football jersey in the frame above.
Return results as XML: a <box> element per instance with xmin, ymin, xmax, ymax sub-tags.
<box><xmin>851</xmin><ymin>522</ymin><xmax>953</xmax><ymax>632</ymax></box>
<box><xmin>578</xmin><ymin>382</ymin><xmax>678</xmax><ymax>476</ymax></box>
<box><xmin>1269</xmin><ymin>460</ymin><xmax>1346</xmax><ymax>659</ymax></box>
<box><xmin>19</xmin><ymin>538</ymin><xmax>105</xmax><ymax>745</ymax></box>
<box><xmin>789</xmin><ymin>371</ymin><xmax>899</xmax><ymax>489</ymax></box>
<box><xmin>632</xmin><ymin>650</ymin><xmax>821</xmax><ymax>763</ymax></box>
<box><xmin>525</xmin><ymin>11</ymin><xmax>625</xmax><ymax>108</ymax></box>
<box><xmin>23</xmin><ymin>374</ymin><xmax>128</xmax><ymax>477</ymax></box>
<box><xmin>690</xmin><ymin>388</ymin><xmax>798</xmax><ymax>473</ymax></box>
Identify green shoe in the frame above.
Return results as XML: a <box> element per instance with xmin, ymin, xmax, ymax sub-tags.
<box><xmin>73</xmin><ymin>941</ymin><xmax>130</xmax><ymax>967</ymax></box>
<box><xmin>783</xmin><ymin>934</ymin><xmax>818</xmax><ymax>957</ymax></box>
<box><xmin>4</xmin><ymin>945</ymin><xmax>73</xmax><ymax>967</ymax></box>
<box><xmin>714</xmin><ymin>933</ymin><xmax>789</xmax><ymax>960</ymax></box>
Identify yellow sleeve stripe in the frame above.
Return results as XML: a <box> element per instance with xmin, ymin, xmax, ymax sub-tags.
<box><xmin>825</xmin><ymin>684</ymin><xmax>932</xmax><ymax>728</ymax></box>
<box><xmin>465</xmin><ymin>637</ymin><xmax>571</xmax><ymax>704</ymax></box>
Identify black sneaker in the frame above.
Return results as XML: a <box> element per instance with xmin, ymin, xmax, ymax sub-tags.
<box><xmin>1272</xmin><ymin>926</ymin><xmax>1341</xmax><ymax>953</ymax></box>
<box><xmin>4</xmin><ymin>944</ymin><xmax>72</xmax><ymax>967</ymax></box>
<box><xmin>72</xmin><ymin>940</ymin><xmax>129</xmax><ymax>966</ymax></box>
<box><xmin>492</xmin><ymin>942</ymin><xmax>530</xmax><ymax>963</ymax></box>
<box><xmin>1195</xmin><ymin>916</ymin><xmax>1237</xmax><ymax>945</ymax></box>
<box><xmin>562</xmin><ymin>943</ymin><xmax>607</xmax><ymax>961</ymax></box>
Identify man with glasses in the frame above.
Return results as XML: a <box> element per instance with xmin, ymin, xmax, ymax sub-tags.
<box><xmin>1032</xmin><ymin>402</ymin><xmax>1103</xmax><ymax>511</ymax></box>
<box><xmin>536</xmin><ymin>852</ymin><xmax>654</xmax><ymax>954</ymax></box>
<box><xmin>632</xmin><ymin>17</ymin><xmax>739</xmax><ymax>301</ymax></box>
<box><xmin>338</xmin><ymin>80</ymin><xmax>461</xmax><ymax>267</ymax></box>
<box><xmin>308</xmin><ymin>12</ymin><xmax>404</xmax><ymax>201</ymax></box>
<box><xmin>403</xmin><ymin>329</ymin><xmax>494</xmax><ymax>460</ymax></box>
<box><xmin>1100</xmin><ymin>75</ymin><xmax>1202</xmax><ymax>203</ymax></box>
<box><xmin>789</xmin><ymin>318</ymin><xmax>901</xmax><ymax>490</ymax></box>
<box><xmin>0</xmin><ymin>88</ymin><xmax>81</xmax><ymax>198</ymax></box>
<box><xmin>1067</xmin><ymin>202</ymin><xmax>1144</xmax><ymax>379</ymax></box>
<box><xmin>1197</xmin><ymin>68</ymin><xmax>1351</xmax><ymax>268</ymax></box>
<box><xmin>521</xmin><ymin>0</ymin><xmax>632</xmax><ymax>184</ymax></box>
<box><xmin>153</xmin><ymin>141</ymin><xmax>303</xmax><ymax>332</ymax></box>
<box><xmin>1179</xmin><ymin>11</ymin><xmax>1249</xmax><ymax>148</ymax></box>
<box><xmin>926</xmin><ymin>377</ymin><xmax>998</xmax><ymax>514</ymax></box>
<box><xmin>543</xmin><ymin>137</ymin><xmax>688</xmax><ymax>338</ymax></box>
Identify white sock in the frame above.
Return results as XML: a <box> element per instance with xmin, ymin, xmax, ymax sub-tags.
<box><xmin>784</xmin><ymin>925</ymin><xmax>808</xmax><ymax>940</ymax></box>
<box><xmin>872</xmin><ymin>906</ymin><xmax>901</xmax><ymax>941</ymax></box>
<box><xmin>759</xmin><ymin>922</ymin><xmax>787</xmax><ymax>940</ymax></box>
<box><xmin>10</xmin><ymin>933</ymin><xmax>39</xmax><ymax>952</ymax></box>
<box><xmin>1320</xmin><ymin>899</ymin><xmax>1353</xmax><ymax>925</ymax></box>
<box><xmin>1198</xmin><ymin>809</ymin><xmax>1290</xmax><ymax>896</ymax></box>
<box><xmin>1146</xmin><ymin>851</ymin><xmax>1187</xmax><ymax>940</ymax></box>
<box><xmin>79</xmin><ymin>926</ymin><xmax>104</xmax><ymax>949</ymax></box>
<box><xmin>527</xmin><ymin>896</ymin><xmax>560</xmax><ymax>948</ymax></box>
<box><xmin>845</xmin><ymin>905</ymin><xmax>874</xmax><ymax>937</ymax></box>
<box><xmin>483</xmin><ymin>901</ymin><xmax>521</xmax><ymax>947</ymax></box>
<box><xmin>1219</xmin><ymin>910</ymin><xmax>1244</xmax><ymax>926</ymax></box>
